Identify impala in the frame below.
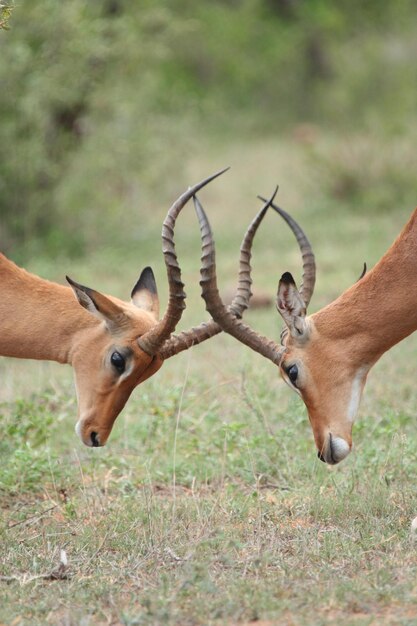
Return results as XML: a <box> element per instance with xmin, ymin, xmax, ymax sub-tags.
<box><xmin>193</xmin><ymin>193</ymin><xmax>417</xmax><ymax>465</ymax></box>
<box><xmin>0</xmin><ymin>170</ymin><xmax>276</xmax><ymax>447</ymax></box>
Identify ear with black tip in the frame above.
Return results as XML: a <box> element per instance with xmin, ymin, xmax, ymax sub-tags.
<box><xmin>66</xmin><ymin>276</ymin><xmax>127</xmax><ymax>331</ymax></box>
<box><xmin>131</xmin><ymin>266</ymin><xmax>159</xmax><ymax>318</ymax></box>
<box><xmin>277</xmin><ymin>272</ymin><xmax>308</xmax><ymax>338</ymax></box>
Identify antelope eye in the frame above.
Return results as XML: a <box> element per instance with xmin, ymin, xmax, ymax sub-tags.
<box><xmin>111</xmin><ymin>351</ymin><xmax>125</xmax><ymax>374</ymax></box>
<box><xmin>287</xmin><ymin>364</ymin><xmax>298</xmax><ymax>385</ymax></box>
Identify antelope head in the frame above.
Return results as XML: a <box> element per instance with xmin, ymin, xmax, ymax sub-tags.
<box><xmin>194</xmin><ymin>194</ymin><xmax>370</xmax><ymax>465</ymax></box>
<box><xmin>66</xmin><ymin>268</ymin><xmax>164</xmax><ymax>448</ymax></box>
<box><xmin>65</xmin><ymin>170</ymin><xmax>275</xmax><ymax>447</ymax></box>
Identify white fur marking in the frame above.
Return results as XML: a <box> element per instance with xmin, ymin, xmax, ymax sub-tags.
<box><xmin>75</xmin><ymin>419</ymin><xmax>92</xmax><ymax>446</ymax></box>
<box><xmin>347</xmin><ymin>367</ymin><xmax>368</xmax><ymax>422</ymax></box>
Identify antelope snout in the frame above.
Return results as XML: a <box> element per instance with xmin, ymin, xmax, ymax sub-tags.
<box><xmin>75</xmin><ymin>419</ymin><xmax>109</xmax><ymax>447</ymax></box>
<box><xmin>317</xmin><ymin>433</ymin><xmax>351</xmax><ymax>465</ymax></box>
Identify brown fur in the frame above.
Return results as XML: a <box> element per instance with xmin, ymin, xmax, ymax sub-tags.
<box><xmin>280</xmin><ymin>208</ymin><xmax>417</xmax><ymax>458</ymax></box>
<box><xmin>0</xmin><ymin>253</ymin><xmax>163</xmax><ymax>446</ymax></box>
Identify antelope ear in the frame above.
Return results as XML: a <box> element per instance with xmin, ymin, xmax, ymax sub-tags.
<box><xmin>131</xmin><ymin>267</ymin><xmax>159</xmax><ymax>319</ymax></box>
<box><xmin>66</xmin><ymin>276</ymin><xmax>128</xmax><ymax>331</ymax></box>
<box><xmin>277</xmin><ymin>272</ymin><xmax>308</xmax><ymax>338</ymax></box>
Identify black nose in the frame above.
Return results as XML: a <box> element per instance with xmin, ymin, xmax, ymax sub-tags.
<box><xmin>91</xmin><ymin>431</ymin><xmax>100</xmax><ymax>447</ymax></box>
<box><xmin>317</xmin><ymin>450</ymin><xmax>326</xmax><ymax>463</ymax></box>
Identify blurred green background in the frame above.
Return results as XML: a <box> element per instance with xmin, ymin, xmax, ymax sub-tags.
<box><xmin>1</xmin><ymin>0</ymin><xmax>416</xmax><ymax>261</ymax></box>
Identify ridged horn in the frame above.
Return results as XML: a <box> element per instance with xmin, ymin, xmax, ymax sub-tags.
<box><xmin>258</xmin><ymin>197</ymin><xmax>316</xmax><ymax>309</ymax></box>
<box><xmin>158</xmin><ymin>190</ymin><xmax>278</xmax><ymax>359</ymax></box>
<box><xmin>193</xmin><ymin>194</ymin><xmax>284</xmax><ymax>366</ymax></box>
<box><xmin>138</xmin><ymin>168</ymin><xmax>229</xmax><ymax>356</ymax></box>
<box><xmin>229</xmin><ymin>185</ymin><xmax>279</xmax><ymax>319</ymax></box>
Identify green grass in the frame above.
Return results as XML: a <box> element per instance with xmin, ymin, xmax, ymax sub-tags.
<box><xmin>1</xmin><ymin>138</ymin><xmax>417</xmax><ymax>625</ymax></box>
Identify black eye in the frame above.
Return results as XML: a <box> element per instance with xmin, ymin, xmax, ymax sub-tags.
<box><xmin>287</xmin><ymin>364</ymin><xmax>298</xmax><ymax>385</ymax></box>
<box><xmin>111</xmin><ymin>351</ymin><xmax>125</xmax><ymax>374</ymax></box>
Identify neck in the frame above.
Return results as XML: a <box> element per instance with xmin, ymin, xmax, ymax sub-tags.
<box><xmin>313</xmin><ymin>208</ymin><xmax>417</xmax><ymax>365</ymax></box>
<box><xmin>0</xmin><ymin>254</ymin><xmax>96</xmax><ymax>364</ymax></box>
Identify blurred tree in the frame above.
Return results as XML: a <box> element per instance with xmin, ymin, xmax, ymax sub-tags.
<box><xmin>0</xmin><ymin>0</ymin><xmax>416</xmax><ymax>258</ymax></box>
<box><xmin>0</xmin><ymin>2</ymin><xmax>114</xmax><ymax>254</ymax></box>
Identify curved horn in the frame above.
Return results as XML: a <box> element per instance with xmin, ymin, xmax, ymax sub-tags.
<box><xmin>158</xmin><ymin>191</ymin><xmax>277</xmax><ymax>359</ymax></box>
<box><xmin>138</xmin><ymin>168</ymin><xmax>229</xmax><ymax>356</ymax></box>
<box><xmin>229</xmin><ymin>185</ymin><xmax>279</xmax><ymax>319</ymax></box>
<box><xmin>193</xmin><ymin>193</ymin><xmax>283</xmax><ymax>366</ymax></box>
<box><xmin>258</xmin><ymin>197</ymin><xmax>316</xmax><ymax>309</ymax></box>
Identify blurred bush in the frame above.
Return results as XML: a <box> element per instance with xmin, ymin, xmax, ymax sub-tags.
<box><xmin>0</xmin><ymin>0</ymin><xmax>416</xmax><ymax>257</ymax></box>
<box><xmin>307</xmin><ymin>130</ymin><xmax>417</xmax><ymax>213</ymax></box>
<box><xmin>0</xmin><ymin>1</ymin><xmax>13</xmax><ymax>31</ymax></box>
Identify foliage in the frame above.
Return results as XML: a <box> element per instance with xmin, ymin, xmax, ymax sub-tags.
<box><xmin>0</xmin><ymin>393</ymin><xmax>64</xmax><ymax>493</ymax></box>
<box><xmin>307</xmin><ymin>130</ymin><xmax>417</xmax><ymax>213</ymax></box>
<box><xmin>0</xmin><ymin>0</ymin><xmax>416</xmax><ymax>257</ymax></box>
<box><xmin>0</xmin><ymin>1</ymin><xmax>13</xmax><ymax>30</ymax></box>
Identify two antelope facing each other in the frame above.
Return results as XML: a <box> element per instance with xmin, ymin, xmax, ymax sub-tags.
<box><xmin>2</xmin><ymin>167</ymin><xmax>416</xmax><ymax>465</ymax></box>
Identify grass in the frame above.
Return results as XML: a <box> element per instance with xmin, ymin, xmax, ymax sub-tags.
<box><xmin>1</xmin><ymin>136</ymin><xmax>417</xmax><ymax>625</ymax></box>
